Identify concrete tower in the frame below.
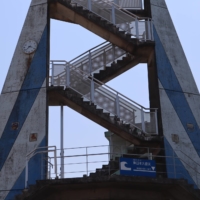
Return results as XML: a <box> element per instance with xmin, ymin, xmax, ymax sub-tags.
<box><xmin>0</xmin><ymin>1</ymin><xmax>49</xmax><ymax>199</ymax></box>
<box><xmin>149</xmin><ymin>0</ymin><xmax>200</xmax><ymax>188</ymax></box>
<box><xmin>0</xmin><ymin>0</ymin><xmax>200</xmax><ymax>199</ymax></box>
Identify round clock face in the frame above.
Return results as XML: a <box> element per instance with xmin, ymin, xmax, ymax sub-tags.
<box><xmin>23</xmin><ymin>40</ymin><xmax>37</xmax><ymax>54</ymax></box>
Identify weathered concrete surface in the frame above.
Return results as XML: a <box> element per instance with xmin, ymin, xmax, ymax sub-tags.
<box><xmin>0</xmin><ymin>0</ymin><xmax>49</xmax><ymax>199</ymax></box>
<box><xmin>18</xmin><ymin>176</ymin><xmax>200</xmax><ymax>200</ymax></box>
<box><xmin>150</xmin><ymin>0</ymin><xmax>200</xmax><ymax>188</ymax></box>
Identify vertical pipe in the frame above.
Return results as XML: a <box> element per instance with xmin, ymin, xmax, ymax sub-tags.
<box><xmin>155</xmin><ymin>109</ymin><xmax>158</xmax><ymax>135</ymax></box>
<box><xmin>88</xmin><ymin>51</ymin><xmax>92</xmax><ymax>75</ymax></box>
<box><xmin>112</xmin><ymin>44</ymin><xmax>115</xmax><ymax>60</ymax></box>
<box><xmin>90</xmin><ymin>78</ymin><xmax>94</xmax><ymax>103</ymax></box>
<box><xmin>60</xmin><ymin>105</ymin><xmax>64</xmax><ymax>178</ymax></box>
<box><xmin>52</xmin><ymin>62</ymin><xmax>54</xmax><ymax>86</ymax></box>
<box><xmin>112</xmin><ymin>4</ymin><xmax>116</xmax><ymax>25</ymax></box>
<box><xmin>54</xmin><ymin>149</ymin><xmax>58</xmax><ymax>178</ymax></box>
<box><xmin>66</xmin><ymin>64</ymin><xmax>70</xmax><ymax>87</ymax></box>
<box><xmin>141</xmin><ymin>108</ymin><xmax>145</xmax><ymax>132</ymax></box>
<box><xmin>147</xmin><ymin>19</ymin><xmax>151</xmax><ymax>40</ymax></box>
<box><xmin>86</xmin><ymin>147</ymin><xmax>88</xmax><ymax>176</ymax></box>
<box><xmin>115</xmin><ymin>93</ymin><xmax>120</xmax><ymax>117</ymax></box>
<box><xmin>103</xmin><ymin>50</ymin><xmax>106</xmax><ymax>69</ymax></box>
<box><xmin>151</xmin><ymin>20</ymin><xmax>154</xmax><ymax>41</ymax></box>
<box><xmin>135</xmin><ymin>19</ymin><xmax>139</xmax><ymax>39</ymax></box>
<box><xmin>88</xmin><ymin>0</ymin><xmax>91</xmax><ymax>11</ymax></box>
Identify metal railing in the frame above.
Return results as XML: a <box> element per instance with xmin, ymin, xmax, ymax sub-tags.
<box><xmin>25</xmin><ymin>145</ymin><xmax>200</xmax><ymax>189</ymax></box>
<box><xmin>50</xmin><ymin>65</ymin><xmax>159</xmax><ymax>136</ymax></box>
<box><xmin>50</xmin><ymin>42</ymin><xmax>127</xmax><ymax>80</ymax></box>
<box><xmin>25</xmin><ymin>146</ymin><xmax>58</xmax><ymax>188</ymax></box>
<box><xmin>67</xmin><ymin>0</ymin><xmax>154</xmax><ymax>40</ymax></box>
<box><xmin>114</xmin><ymin>0</ymin><xmax>143</xmax><ymax>10</ymax></box>
<box><xmin>99</xmin><ymin>0</ymin><xmax>143</xmax><ymax>10</ymax></box>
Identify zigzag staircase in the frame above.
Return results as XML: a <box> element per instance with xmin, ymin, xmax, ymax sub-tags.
<box><xmin>51</xmin><ymin>41</ymin><xmax>140</xmax><ymax>84</ymax></box>
<box><xmin>49</xmin><ymin>0</ymin><xmax>154</xmax><ymax>55</ymax></box>
<box><xmin>49</xmin><ymin>0</ymin><xmax>160</xmax><ymax>147</ymax></box>
<box><xmin>49</xmin><ymin>65</ymin><xmax>160</xmax><ymax>146</ymax></box>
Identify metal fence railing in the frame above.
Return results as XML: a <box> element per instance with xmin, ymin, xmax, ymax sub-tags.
<box><xmin>25</xmin><ymin>145</ymin><xmax>200</xmax><ymax>189</ymax></box>
<box><xmin>66</xmin><ymin>0</ymin><xmax>154</xmax><ymax>40</ymax></box>
<box><xmin>50</xmin><ymin>41</ymin><xmax>128</xmax><ymax>80</ymax></box>
<box><xmin>50</xmin><ymin>64</ymin><xmax>159</xmax><ymax>136</ymax></box>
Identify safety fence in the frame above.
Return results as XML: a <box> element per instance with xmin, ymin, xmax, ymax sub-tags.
<box><xmin>50</xmin><ymin>41</ymin><xmax>127</xmax><ymax>78</ymax></box>
<box><xmin>66</xmin><ymin>0</ymin><xmax>153</xmax><ymax>40</ymax></box>
<box><xmin>25</xmin><ymin>145</ymin><xmax>200</xmax><ymax>189</ymax></box>
<box><xmin>50</xmin><ymin>63</ymin><xmax>158</xmax><ymax>136</ymax></box>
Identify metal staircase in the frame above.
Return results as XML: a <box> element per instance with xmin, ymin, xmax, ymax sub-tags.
<box><xmin>49</xmin><ymin>66</ymin><xmax>160</xmax><ymax>146</ymax></box>
<box><xmin>49</xmin><ymin>0</ymin><xmax>154</xmax><ymax>55</ymax></box>
<box><xmin>68</xmin><ymin>0</ymin><xmax>153</xmax><ymax>40</ymax></box>
<box><xmin>50</xmin><ymin>41</ymin><xmax>140</xmax><ymax>84</ymax></box>
<box><xmin>49</xmin><ymin>0</ymin><xmax>159</xmax><ymax>146</ymax></box>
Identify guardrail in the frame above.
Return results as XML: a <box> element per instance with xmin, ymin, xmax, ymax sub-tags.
<box><xmin>25</xmin><ymin>145</ymin><xmax>200</xmax><ymax>189</ymax></box>
<box><xmin>25</xmin><ymin>146</ymin><xmax>58</xmax><ymax>188</ymax></box>
<box><xmin>68</xmin><ymin>0</ymin><xmax>154</xmax><ymax>40</ymax></box>
<box><xmin>50</xmin><ymin>42</ymin><xmax>127</xmax><ymax>78</ymax></box>
<box><xmin>50</xmin><ymin>64</ymin><xmax>159</xmax><ymax>135</ymax></box>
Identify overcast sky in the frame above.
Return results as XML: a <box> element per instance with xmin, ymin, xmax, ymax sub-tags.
<box><xmin>0</xmin><ymin>0</ymin><xmax>199</xmax><ymax>151</ymax></box>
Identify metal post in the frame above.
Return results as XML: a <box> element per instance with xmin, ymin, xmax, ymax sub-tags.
<box><xmin>88</xmin><ymin>0</ymin><xmax>91</xmax><ymax>11</ymax></box>
<box><xmin>112</xmin><ymin>44</ymin><xmax>115</xmax><ymax>60</ymax></box>
<box><xmin>90</xmin><ymin>77</ymin><xmax>94</xmax><ymax>103</ymax></box>
<box><xmin>155</xmin><ymin>109</ymin><xmax>158</xmax><ymax>135</ymax></box>
<box><xmin>86</xmin><ymin>147</ymin><xmax>88</xmax><ymax>176</ymax></box>
<box><xmin>60</xmin><ymin>105</ymin><xmax>64</xmax><ymax>178</ymax></box>
<box><xmin>115</xmin><ymin>93</ymin><xmax>120</xmax><ymax>117</ymax></box>
<box><xmin>141</xmin><ymin>108</ymin><xmax>145</xmax><ymax>132</ymax></box>
<box><xmin>66</xmin><ymin>64</ymin><xmax>70</xmax><ymax>87</ymax></box>
<box><xmin>49</xmin><ymin>157</ymin><xmax>51</xmax><ymax>179</ymax></box>
<box><xmin>25</xmin><ymin>158</ymin><xmax>28</xmax><ymax>188</ymax></box>
<box><xmin>88</xmin><ymin>51</ymin><xmax>92</xmax><ymax>74</ymax></box>
<box><xmin>173</xmin><ymin>151</ymin><xmax>176</xmax><ymax>178</ymax></box>
<box><xmin>147</xmin><ymin>19</ymin><xmax>151</xmax><ymax>40</ymax></box>
<box><xmin>54</xmin><ymin>149</ymin><xmax>58</xmax><ymax>177</ymax></box>
<box><xmin>135</xmin><ymin>18</ymin><xmax>139</xmax><ymax>39</ymax></box>
<box><xmin>151</xmin><ymin>20</ymin><xmax>154</xmax><ymax>41</ymax></box>
<box><xmin>52</xmin><ymin>62</ymin><xmax>54</xmax><ymax>86</ymax></box>
<box><xmin>103</xmin><ymin>50</ymin><xmax>106</xmax><ymax>69</ymax></box>
<box><xmin>112</xmin><ymin>4</ymin><xmax>116</xmax><ymax>25</ymax></box>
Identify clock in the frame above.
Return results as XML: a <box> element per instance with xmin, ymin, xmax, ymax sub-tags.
<box><xmin>23</xmin><ymin>40</ymin><xmax>37</xmax><ymax>54</ymax></box>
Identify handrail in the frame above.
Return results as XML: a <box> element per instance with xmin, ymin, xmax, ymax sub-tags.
<box><xmin>106</xmin><ymin>1</ymin><xmax>143</xmax><ymax>19</ymax></box>
<box><xmin>68</xmin><ymin>41</ymin><xmax>108</xmax><ymax>63</ymax></box>
<box><xmin>176</xmin><ymin>150</ymin><xmax>200</xmax><ymax>172</ymax></box>
<box><xmin>51</xmin><ymin>42</ymin><xmax>127</xmax><ymax>78</ymax></box>
<box><xmin>77</xmin><ymin>67</ymin><xmax>158</xmax><ymax>111</ymax></box>
<box><xmin>44</xmin><ymin>144</ymin><xmax>200</xmax><ymax>188</ymax></box>
<box><xmin>50</xmin><ymin>64</ymin><xmax>159</xmax><ymax>134</ymax></box>
<box><xmin>69</xmin><ymin>0</ymin><xmax>154</xmax><ymax>40</ymax></box>
<box><xmin>25</xmin><ymin>146</ymin><xmax>58</xmax><ymax>188</ymax></box>
<box><xmin>51</xmin><ymin>65</ymin><xmax>156</xmax><ymax>111</ymax></box>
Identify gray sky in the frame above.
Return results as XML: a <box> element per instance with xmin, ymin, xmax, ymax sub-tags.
<box><xmin>0</xmin><ymin>0</ymin><xmax>199</xmax><ymax>150</ymax></box>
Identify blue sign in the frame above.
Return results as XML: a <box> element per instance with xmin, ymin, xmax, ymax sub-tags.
<box><xmin>120</xmin><ymin>157</ymin><xmax>156</xmax><ymax>177</ymax></box>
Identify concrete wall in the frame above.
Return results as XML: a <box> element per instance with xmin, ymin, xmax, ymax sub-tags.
<box><xmin>0</xmin><ymin>0</ymin><xmax>49</xmax><ymax>199</ymax></box>
<box><xmin>150</xmin><ymin>0</ymin><xmax>200</xmax><ymax>188</ymax></box>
